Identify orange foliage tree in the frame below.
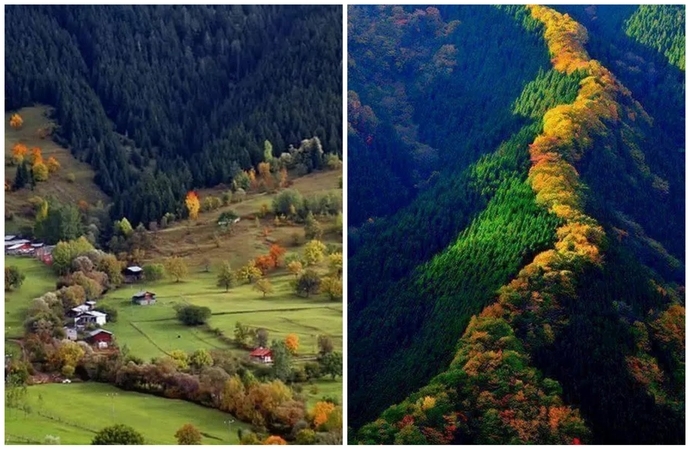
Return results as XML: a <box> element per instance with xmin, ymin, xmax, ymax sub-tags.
<box><xmin>185</xmin><ymin>191</ymin><xmax>200</xmax><ymax>220</ymax></box>
<box><xmin>28</xmin><ymin>147</ymin><xmax>43</xmax><ymax>166</ymax></box>
<box><xmin>268</xmin><ymin>244</ymin><xmax>286</xmax><ymax>268</ymax></box>
<box><xmin>263</xmin><ymin>436</ymin><xmax>287</xmax><ymax>445</ymax></box>
<box><xmin>312</xmin><ymin>401</ymin><xmax>336</xmax><ymax>429</ymax></box>
<box><xmin>9</xmin><ymin>113</ymin><xmax>23</xmax><ymax>129</ymax></box>
<box><xmin>284</xmin><ymin>334</ymin><xmax>299</xmax><ymax>355</ymax></box>
<box><xmin>46</xmin><ymin>156</ymin><xmax>61</xmax><ymax>173</ymax></box>
<box><xmin>254</xmin><ymin>255</ymin><xmax>275</xmax><ymax>275</ymax></box>
<box><xmin>11</xmin><ymin>143</ymin><xmax>27</xmax><ymax>165</ymax></box>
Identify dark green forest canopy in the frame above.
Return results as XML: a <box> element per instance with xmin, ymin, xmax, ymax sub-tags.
<box><xmin>5</xmin><ymin>5</ymin><xmax>342</xmax><ymax>226</ymax></box>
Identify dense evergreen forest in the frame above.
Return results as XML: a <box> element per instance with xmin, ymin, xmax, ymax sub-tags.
<box><xmin>5</xmin><ymin>5</ymin><xmax>342</xmax><ymax>229</ymax></box>
<box><xmin>348</xmin><ymin>5</ymin><xmax>684</xmax><ymax>445</ymax></box>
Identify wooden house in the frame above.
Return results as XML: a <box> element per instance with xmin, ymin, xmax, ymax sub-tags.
<box><xmin>85</xmin><ymin>329</ymin><xmax>113</xmax><ymax>349</ymax></box>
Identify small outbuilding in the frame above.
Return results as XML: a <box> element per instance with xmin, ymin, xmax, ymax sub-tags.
<box><xmin>132</xmin><ymin>291</ymin><xmax>156</xmax><ymax>305</ymax></box>
<box><xmin>123</xmin><ymin>266</ymin><xmax>144</xmax><ymax>283</ymax></box>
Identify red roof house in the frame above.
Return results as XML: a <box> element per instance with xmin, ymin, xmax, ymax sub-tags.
<box><xmin>85</xmin><ymin>329</ymin><xmax>113</xmax><ymax>349</ymax></box>
<box><xmin>249</xmin><ymin>347</ymin><xmax>273</xmax><ymax>363</ymax></box>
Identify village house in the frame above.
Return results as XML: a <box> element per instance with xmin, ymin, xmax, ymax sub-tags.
<box><xmin>74</xmin><ymin>310</ymin><xmax>107</xmax><ymax>329</ymax></box>
<box><xmin>85</xmin><ymin>329</ymin><xmax>113</xmax><ymax>349</ymax></box>
<box><xmin>249</xmin><ymin>347</ymin><xmax>273</xmax><ymax>364</ymax></box>
<box><xmin>35</xmin><ymin>245</ymin><xmax>55</xmax><ymax>265</ymax></box>
<box><xmin>123</xmin><ymin>266</ymin><xmax>144</xmax><ymax>283</ymax></box>
<box><xmin>63</xmin><ymin>327</ymin><xmax>78</xmax><ymax>341</ymax></box>
<box><xmin>132</xmin><ymin>291</ymin><xmax>156</xmax><ymax>305</ymax></box>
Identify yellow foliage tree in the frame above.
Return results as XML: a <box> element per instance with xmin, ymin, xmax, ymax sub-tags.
<box><xmin>287</xmin><ymin>260</ymin><xmax>303</xmax><ymax>278</ymax></box>
<box><xmin>303</xmin><ymin>240</ymin><xmax>327</xmax><ymax>266</ymax></box>
<box><xmin>32</xmin><ymin>162</ymin><xmax>49</xmax><ymax>182</ymax></box>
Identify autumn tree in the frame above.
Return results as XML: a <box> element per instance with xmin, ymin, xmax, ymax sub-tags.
<box><xmin>29</xmin><ymin>147</ymin><xmax>43</xmax><ymax>165</ymax></box>
<box><xmin>328</xmin><ymin>252</ymin><xmax>343</xmax><ymax>277</ymax></box>
<box><xmin>254</xmin><ymin>278</ymin><xmax>273</xmax><ymax>297</ymax></box>
<box><xmin>49</xmin><ymin>341</ymin><xmax>85</xmax><ymax>372</ymax></box>
<box><xmin>175</xmin><ymin>424</ymin><xmax>202</xmax><ymax>445</ymax></box>
<box><xmin>254</xmin><ymin>255</ymin><xmax>274</xmax><ymax>275</ymax></box>
<box><xmin>263</xmin><ymin>436</ymin><xmax>287</xmax><ymax>445</ymax></box>
<box><xmin>304</xmin><ymin>212</ymin><xmax>323</xmax><ymax>240</ymax></box>
<box><xmin>217</xmin><ymin>261</ymin><xmax>236</xmax><ymax>292</ymax></box>
<box><xmin>189</xmin><ymin>349</ymin><xmax>214</xmax><ymax>370</ymax></box>
<box><xmin>164</xmin><ymin>256</ymin><xmax>189</xmax><ymax>282</ymax></box>
<box><xmin>312</xmin><ymin>401</ymin><xmax>337</xmax><ymax>429</ymax></box>
<box><xmin>46</xmin><ymin>156</ymin><xmax>61</xmax><ymax>173</ymax></box>
<box><xmin>284</xmin><ymin>334</ymin><xmax>299</xmax><ymax>355</ymax></box>
<box><xmin>320</xmin><ymin>276</ymin><xmax>342</xmax><ymax>301</ymax></box>
<box><xmin>287</xmin><ymin>260</ymin><xmax>303</xmax><ymax>278</ymax></box>
<box><xmin>303</xmin><ymin>240</ymin><xmax>327</xmax><ymax>266</ymax></box>
<box><xmin>258</xmin><ymin>162</ymin><xmax>272</xmax><ymax>189</ymax></box>
<box><xmin>237</xmin><ymin>261</ymin><xmax>262</xmax><ymax>284</ymax></box>
<box><xmin>9</xmin><ymin>113</ymin><xmax>23</xmax><ymax>129</ymax></box>
<box><xmin>279</xmin><ymin>167</ymin><xmax>288</xmax><ymax>188</ymax></box>
<box><xmin>11</xmin><ymin>143</ymin><xmax>27</xmax><ymax>165</ymax></box>
<box><xmin>185</xmin><ymin>191</ymin><xmax>200</xmax><ymax>220</ymax></box>
<box><xmin>32</xmin><ymin>162</ymin><xmax>49</xmax><ymax>182</ymax></box>
<box><xmin>269</xmin><ymin>244</ymin><xmax>286</xmax><ymax>268</ymax></box>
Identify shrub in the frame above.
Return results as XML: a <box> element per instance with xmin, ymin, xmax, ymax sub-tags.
<box><xmin>176</xmin><ymin>305</ymin><xmax>212</xmax><ymax>326</ymax></box>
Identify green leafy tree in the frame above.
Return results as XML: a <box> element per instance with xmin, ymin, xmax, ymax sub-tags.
<box><xmin>217</xmin><ymin>261</ymin><xmax>236</xmax><ymax>292</ymax></box>
<box><xmin>176</xmin><ymin>305</ymin><xmax>212</xmax><ymax>326</ymax></box>
<box><xmin>143</xmin><ymin>263</ymin><xmax>165</xmax><ymax>281</ymax></box>
<box><xmin>91</xmin><ymin>424</ymin><xmax>144</xmax><ymax>445</ymax></box>
<box><xmin>271</xmin><ymin>340</ymin><xmax>292</xmax><ymax>382</ymax></box>
<box><xmin>5</xmin><ymin>266</ymin><xmax>25</xmax><ymax>291</ymax></box>
<box><xmin>189</xmin><ymin>349</ymin><xmax>214</xmax><ymax>370</ymax></box>
<box><xmin>320</xmin><ymin>351</ymin><xmax>342</xmax><ymax>380</ymax></box>
<box><xmin>295</xmin><ymin>270</ymin><xmax>321</xmax><ymax>297</ymax></box>
<box><xmin>164</xmin><ymin>256</ymin><xmax>189</xmax><ymax>282</ymax></box>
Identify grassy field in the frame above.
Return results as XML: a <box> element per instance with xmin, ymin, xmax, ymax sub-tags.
<box><xmin>5</xmin><ymin>106</ymin><xmax>108</xmax><ymax>234</ymax></box>
<box><xmin>4</xmin><ymin>256</ymin><xmax>57</xmax><ymax>339</ymax></box>
<box><xmin>5</xmin><ymin>383</ymin><xmax>242</xmax><ymax>445</ymax></box>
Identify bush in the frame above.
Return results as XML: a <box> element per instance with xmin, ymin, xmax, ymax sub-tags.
<box><xmin>92</xmin><ymin>424</ymin><xmax>144</xmax><ymax>445</ymax></box>
<box><xmin>176</xmin><ymin>305</ymin><xmax>212</xmax><ymax>326</ymax></box>
<box><xmin>143</xmin><ymin>263</ymin><xmax>165</xmax><ymax>281</ymax></box>
<box><xmin>66</xmin><ymin>173</ymin><xmax>76</xmax><ymax>183</ymax></box>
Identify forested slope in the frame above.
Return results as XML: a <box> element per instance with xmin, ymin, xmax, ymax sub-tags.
<box><xmin>349</xmin><ymin>5</ymin><xmax>684</xmax><ymax>445</ymax></box>
<box><xmin>5</xmin><ymin>5</ymin><xmax>342</xmax><ymax>227</ymax></box>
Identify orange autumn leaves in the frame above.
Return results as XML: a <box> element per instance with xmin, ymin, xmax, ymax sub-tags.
<box><xmin>11</xmin><ymin>143</ymin><xmax>60</xmax><ymax>183</ymax></box>
<box><xmin>185</xmin><ymin>191</ymin><xmax>200</xmax><ymax>220</ymax></box>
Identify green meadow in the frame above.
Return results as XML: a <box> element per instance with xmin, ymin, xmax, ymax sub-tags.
<box><xmin>5</xmin><ymin>383</ymin><xmax>241</xmax><ymax>445</ymax></box>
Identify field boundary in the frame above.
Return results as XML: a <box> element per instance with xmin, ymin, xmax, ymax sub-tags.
<box><xmin>128</xmin><ymin>322</ymin><xmax>172</xmax><ymax>356</ymax></box>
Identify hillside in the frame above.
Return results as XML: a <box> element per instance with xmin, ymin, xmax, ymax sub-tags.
<box><xmin>348</xmin><ymin>5</ymin><xmax>684</xmax><ymax>445</ymax></box>
<box><xmin>5</xmin><ymin>5</ymin><xmax>342</xmax><ymax>228</ymax></box>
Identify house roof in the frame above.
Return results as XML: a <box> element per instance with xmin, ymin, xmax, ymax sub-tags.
<box><xmin>31</xmin><ymin>243</ymin><xmax>44</xmax><ymax>248</ymax></box>
<box><xmin>86</xmin><ymin>301</ymin><xmax>97</xmax><ymax>305</ymax></box>
<box><xmin>86</xmin><ymin>311</ymin><xmax>107</xmax><ymax>318</ymax></box>
<box><xmin>126</xmin><ymin>266</ymin><xmax>143</xmax><ymax>273</ymax></box>
<box><xmin>86</xmin><ymin>329</ymin><xmax>113</xmax><ymax>338</ymax></box>
<box><xmin>72</xmin><ymin>305</ymin><xmax>91</xmax><ymax>313</ymax></box>
<box><xmin>7</xmin><ymin>243</ymin><xmax>29</xmax><ymax>250</ymax></box>
<box><xmin>133</xmin><ymin>291</ymin><xmax>155</xmax><ymax>298</ymax></box>
<box><xmin>249</xmin><ymin>348</ymin><xmax>272</xmax><ymax>357</ymax></box>
<box><xmin>5</xmin><ymin>239</ymin><xmax>30</xmax><ymax>247</ymax></box>
<box><xmin>5</xmin><ymin>235</ymin><xmax>16</xmax><ymax>241</ymax></box>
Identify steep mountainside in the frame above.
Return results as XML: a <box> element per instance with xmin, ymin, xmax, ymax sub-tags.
<box><xmin>348</xmin><ymin>5</ymin><xmax>684</xmax><ymax>445</ymax></box>
<box><xmin>5</xmin><ymin>5</ymin><xmax>342</xmax><ymax>227</ymax></box>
